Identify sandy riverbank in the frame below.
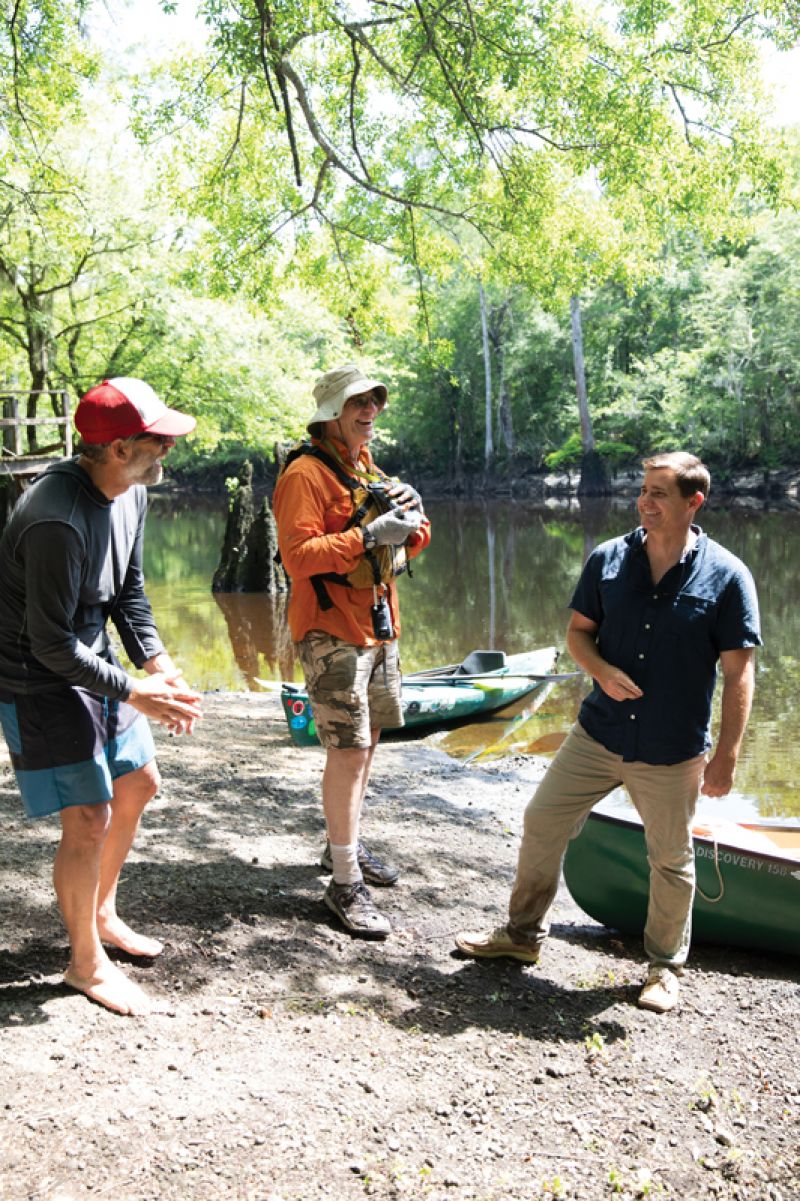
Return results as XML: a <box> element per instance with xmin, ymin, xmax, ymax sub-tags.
<box><xmin>1</xmin><ymin>692</ymin><xmax>797</xmax><ymax>1201</ymax></box>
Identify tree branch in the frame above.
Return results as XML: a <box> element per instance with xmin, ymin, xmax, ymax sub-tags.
<box><xmin>53</xmin><ymin>301</ymin><xmax>140</xmax><ymax>343</ymax></box>
<box><xmin>254</xmin><ymin>0</ymin><xmax>302</xmax><ymax>185</ymax></box>
<box><xmin>412</xmin><ymin>0</ymin><xmax>484</xmax><ymax>151</ymax></box>
<box><xmin>0</xmin><ymin>318</ymin><xmax>28</xmax><ymax>349</ymax></box>
<box><xmin>278</xmin><ymin>56</ymin><xmax>492</xmax><ymax>237</ymax></box>
<box><xmin>248</xmin><ymin>157</ymin><xmax>333</xmax><ymax>251</ymax></box>
<box><xmin>212</xmin><ymin>79</ymin><xmax>248</xmax><ymax>180</ymax></box>
<box><xmin>407</xmin><ymin>206</ymin><xmax>432</xmax><ymax>348</ymax></box>
<box><xmin>347</xmin><ymin>33</ymin><xmax>372</xmax><ymax>183</ymax></box>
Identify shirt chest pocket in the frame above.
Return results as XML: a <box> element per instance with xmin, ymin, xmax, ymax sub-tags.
<box><xmin>323</xmin><ymin>489</ymin><xmax>354</xmax><ymax>535</ymax></box>
<box><xmin>667</xmin><ymin>594</ymin><xmax>714</xmax><ymax>640</ymax></box>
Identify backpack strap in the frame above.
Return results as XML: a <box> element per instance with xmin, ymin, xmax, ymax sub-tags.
<box><xmin>277</xmin><ymin>443</ymin><xmax>389</xmax><ymax>607</ymax></box>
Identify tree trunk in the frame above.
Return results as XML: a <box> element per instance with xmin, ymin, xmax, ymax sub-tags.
<box><xmin>242</xmin><ymin>497</ymin><xmax>289</xmax><ymax>593</ymax></box>
<box><xmin>570</xmin><ymin>295</ymin><xmax>611</xmax><ymax>497</ymax></box>
<box><xmin>25</xmin><ymin>292</ymin><xmax>54</xmax><ymax>453</ymax></box>
<box><xmin>479</xmin><ymin>281</ymin><xmax>493</xmax><ymax>476</ymax></box>
<box><xmin>497</xmin><ymin>360</ymin><xmax>514</xmax><ymax>457</ymax></box>
<box><xmin>212</xmin><ymin>464</ymin><xmax>255</xmax><ymax>592</ymax></box>
<box><xmin>486</xmin><ymin>507</ymin><xmax>496</xmax><ymax>647</ymax></box>
<box><xmin>577</xmin><ymin>449</ymin><xmax>612</xmax><ymax>497</ymax></box>
<box><xmin>448</xmin><ymin>382</ymin><xmax>464</xmax><ymax>493</ymax></box>
<box><xmin>487</xmin><ymin>297</ymin><xmax>514</xmax><ymax>457</ymax></box>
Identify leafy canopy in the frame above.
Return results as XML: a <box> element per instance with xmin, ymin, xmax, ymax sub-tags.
<box><xmin>133</xmin><ymin>0</ymin><xmax>798</xmax><ymax>304</ymax></box>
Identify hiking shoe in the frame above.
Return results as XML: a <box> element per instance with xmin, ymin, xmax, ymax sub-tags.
<box><xmin>454</xmin><ymin>925</ymin><xmax>540</xmax><ymax>964</ymax></box>
<box><xmin>320</xmin><ymin>841</ymin><xmax>400</xmax><ymax>887</ymax></box>
<box><xmin>323</xmin><ymin>880</ymin><xmax>391</xmax><ymax>939</ymax></box>
<box><xmin>638</xmin><ymin>966</ymin><xmax>680</xmax><ymax>1013</ymax></box>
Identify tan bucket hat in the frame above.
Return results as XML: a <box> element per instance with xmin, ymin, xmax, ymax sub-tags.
<box><xmin>307</xmin><ymin>363</ymin><xmax>388</xmax><ymax>430</ymax></box>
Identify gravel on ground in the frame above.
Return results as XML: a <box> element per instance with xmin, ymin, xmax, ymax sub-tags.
<box><xmin>1</xmin><ymin>692</ymin><xmax>798</xmax><ymax>1201</ymax></box>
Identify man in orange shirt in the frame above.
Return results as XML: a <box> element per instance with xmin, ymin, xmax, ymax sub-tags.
<box><xmin>273</xmin><ymin>364</ymin><xmax>430</xmax><ymax>938</ymax></box>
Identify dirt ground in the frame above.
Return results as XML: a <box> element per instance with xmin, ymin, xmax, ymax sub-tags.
<box><xmin>1</xmin><ymin>692</ymin><xmax>798</xmax><ymax>1201</ymax></box>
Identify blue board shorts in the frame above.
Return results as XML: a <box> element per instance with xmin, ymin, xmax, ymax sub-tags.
<box><xmin>0</xmin><ymin>685</ymin><xmax>155</xmax><ymax>820</ymax></box>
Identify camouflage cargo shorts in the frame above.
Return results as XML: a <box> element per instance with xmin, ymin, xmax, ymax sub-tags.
<box><xmin>295</xmin><ymin>631</ymin><xmax>403</xmax><ymax>750</ymax></box>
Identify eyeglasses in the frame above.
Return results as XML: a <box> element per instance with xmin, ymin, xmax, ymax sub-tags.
<box><xmin>133</xmin><ymin>432</ymin><xmax>174</xmax><ymax>447</ymax></box>
<box><xmin>347</xmin><ymin>392</ymin><xmax>386</xmax><ymax>412</ymax></box>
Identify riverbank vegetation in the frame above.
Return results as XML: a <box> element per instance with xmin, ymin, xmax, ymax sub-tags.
<box><xmin>2</xmin><ymin>3</ymin><xmax>799</xmax><ymax>491</ymax></box>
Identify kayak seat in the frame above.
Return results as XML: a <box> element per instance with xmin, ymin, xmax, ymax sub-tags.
<box><xmin>457</xmin><ymin>650</ymin><xmax>507</xmax><ymax>675</ymax></box>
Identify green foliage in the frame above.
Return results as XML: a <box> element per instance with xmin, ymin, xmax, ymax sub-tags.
<box><xmin>2</xmin><ymin>3</ymin><xmax>800</xmax><ymax>484</ymax></box>
<box><xmin>544</xmin><ymin>435</ymin><xmax>636</xmax><ymax>470</ymax></box>
<box><xmin>0</xmin><ymin>4</ymin><xmax>369</xmax><ymax>455</ymax></box>
<box><xmin>133</xmin><ymin>1</ymin><xmax>796</xmax><ymax>305</ymax></box>
<box><xmin>375</xmin><ymin>275</ymin><xmax>577</xmax><ymax>473</ymax></box>
<box><xmin>588</xmin><ymin>208</ymin><xmax>800</xmax><ymax>467</ymax></box>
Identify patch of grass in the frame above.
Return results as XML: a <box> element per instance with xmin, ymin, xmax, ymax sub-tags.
<box><xmin>536</xmin><ymin>1176</ymin><xmax>566</xmax><ymax>1198</ymax></box>
<box><xmin>584</xmin><ymin>1029</ymin><xmax>610</xmax><ymax>1064</ymax></box>
<box><xmin>690</xmin><ymin>1072</ymin><xmax>719</xmax><ymax>1111</ymax></box>
<box><xmin>607</xmin><ymin>1165</ymin><xmax>659</xmax><ymax>1197</ymax></box>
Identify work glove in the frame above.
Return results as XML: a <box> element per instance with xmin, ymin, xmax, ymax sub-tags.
<box><xmin>366</xmin><ymin>507</ymin><xmax>424</xmax><ymax>547</ymax></box>
<box><xmin>385</xmin><ymin>479</ymin><xmax>423</xmax><ymax>511</ymax></box>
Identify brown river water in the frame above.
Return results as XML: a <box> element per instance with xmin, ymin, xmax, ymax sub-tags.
<box><xmin>139</xmin><ymin>494</ymin><xmax>800</xmax><ymax>824</ymax></box>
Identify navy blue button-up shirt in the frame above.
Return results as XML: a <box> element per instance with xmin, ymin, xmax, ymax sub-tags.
<box><xmin>570</xmin><ymin>526</ymin><xmax>761</xmax><ymax>766</ymax></box>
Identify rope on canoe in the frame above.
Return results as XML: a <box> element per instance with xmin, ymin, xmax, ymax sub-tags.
<box><xmin>695</xmin><ymin>836</ymin><xmax>725</xmax><ymax>904</ymax></box>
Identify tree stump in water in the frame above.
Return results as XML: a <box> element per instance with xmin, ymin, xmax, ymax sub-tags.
<box><xmin>212</xmin><ymin>462</ymin><xmax>288</xmax><ymax>594</ymax></box>
<box><xmin>577</xmin><ymin>450</ymin><xmax>612</xmax><ymax>497</ymax></box>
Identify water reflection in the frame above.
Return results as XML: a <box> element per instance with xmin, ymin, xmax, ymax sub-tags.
<box><xmin>140</xmin><ymin>492</ymin><xmax>800</xmax><ymax>820</ymax></box>
<box><xmin>213</xmin><ymin>592</ymin><xmax>297</xmax><ymax>690</ymax></box>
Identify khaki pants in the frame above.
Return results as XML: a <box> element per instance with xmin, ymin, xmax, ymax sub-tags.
<box><xmin>508</xmin><ymin>723</ymin><xmax>705</xmax><ymax>968</ymax></box>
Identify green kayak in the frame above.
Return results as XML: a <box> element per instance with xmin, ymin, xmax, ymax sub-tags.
<box><xmin>563</xmin><ymin>806</ymin><xmax>800</xmax><ymax>957</ymax></box>
<box><xmin>281</xmin><ymin>646</ymin><xmax>558</xmax><ymax>748</ymax></box>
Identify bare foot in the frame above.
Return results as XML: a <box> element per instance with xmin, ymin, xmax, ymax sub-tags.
<box><xmin>63</xmin><ymin>960</ymin><xmax>152</xmax><ymax>1016</ymax></box>
<box><xmin>97</xmin><ymin>915</ymin><xmax>164</xmax><ymax>958</ymax></box>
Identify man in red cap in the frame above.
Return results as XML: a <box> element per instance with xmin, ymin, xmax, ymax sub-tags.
<box><xmin>0</xmin><ymin>378</ymin><xmax>202</xmax><ymax>1015</ymax></box>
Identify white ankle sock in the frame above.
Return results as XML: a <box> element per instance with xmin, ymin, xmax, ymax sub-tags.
<box><xmin>329</xmin><ymin>842</ymin><xmax>362</xmax><ymax>885</ymax></box>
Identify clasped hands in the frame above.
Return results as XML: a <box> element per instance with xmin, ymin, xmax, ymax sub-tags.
<box><xmin>128</xmin><ymin>664</ymin><xmax>203</xmax><ymax>735</ymax></box>
<box><xmin>363</xmin><ymin>479</ymin><xmax>425</xmax><ymax>547</ymax></box>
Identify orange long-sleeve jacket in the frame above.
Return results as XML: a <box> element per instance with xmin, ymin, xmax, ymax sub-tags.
<box><xmin>272</xmin><ymin>438</ymin><xmax>431</xmax><ymax>646</ymax></box>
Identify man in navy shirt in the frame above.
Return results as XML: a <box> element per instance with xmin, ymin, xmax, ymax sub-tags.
<box><xmin>456</xmin><ymin>452</ymin><xmax>761</xmax><ymax>1013</ymax></box>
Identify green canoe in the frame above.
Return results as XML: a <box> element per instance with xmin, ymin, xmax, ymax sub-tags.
<box><xmin>563</xmin><ymin>806</ymin><xmax>800</xmax><ymax>957</ymax></box>
<box><xmin>281</xmin><ymin>646</ymin><xmax>558</xmax><ymax>748</ymax></box>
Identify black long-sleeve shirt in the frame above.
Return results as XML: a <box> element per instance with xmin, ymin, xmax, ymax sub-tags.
<box><xmin>0</xmin><ymin>459</ymin><xmax>164</xmax><ymax>700</ymax></box>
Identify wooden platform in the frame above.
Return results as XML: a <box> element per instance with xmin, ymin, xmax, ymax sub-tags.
<box><xmin>0</xmin><ymin>455</ymin><xmax>67</xmax><ymax>479</ymax></box>
<box><xmin>1</xmin><ymin>388</ymin><xmax>72</xmax><ymax>484</ymax></box>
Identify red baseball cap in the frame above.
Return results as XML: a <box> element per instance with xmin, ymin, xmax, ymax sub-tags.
<box><xmin>75</xmin><ymin>378</ymin><xmax>196</xmax><ymax>444</ymax></box>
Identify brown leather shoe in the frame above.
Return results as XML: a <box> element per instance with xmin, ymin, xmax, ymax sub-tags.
<box><xmin>638</xmin><ymin>967</ymin><xmax>680</xmax><ymax>1013</ymax></box>
<box><xmin>454</xmin><ymin>926</ymin><xmax>540</xmax><ymax>964</ymax></box>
